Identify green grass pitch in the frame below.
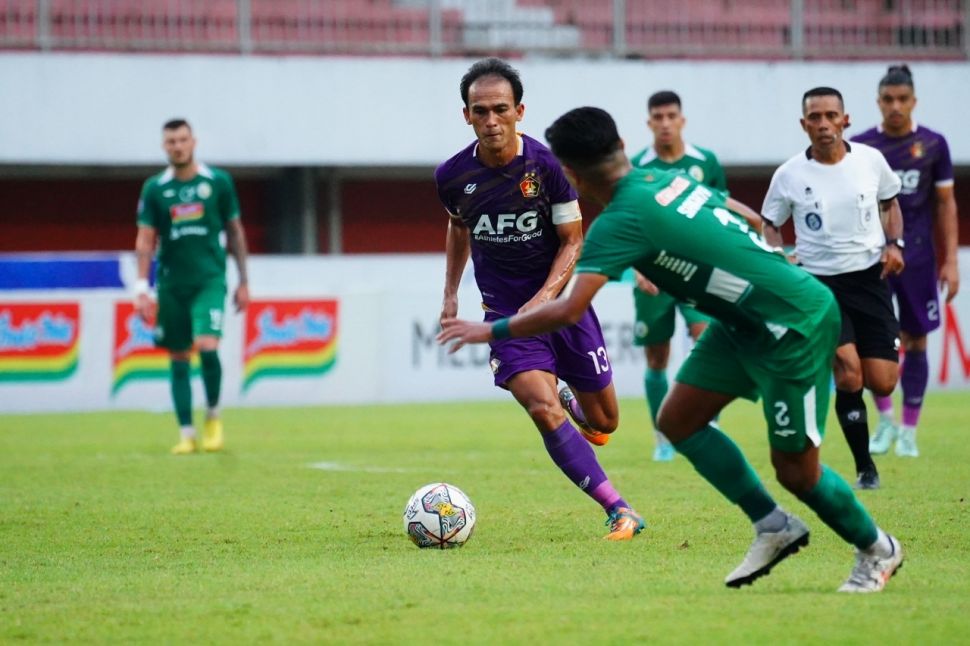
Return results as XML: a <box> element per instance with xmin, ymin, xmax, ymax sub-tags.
<box><xmin>2</xmin><ymin>393</ymin><xmax>969</xmax><ymax>643</ymax></box>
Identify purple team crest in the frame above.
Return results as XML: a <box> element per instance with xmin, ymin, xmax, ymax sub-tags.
<box><xmin>519</xmin><ymin>171</ymin><xmax>540</xmax><ymax>198</ymax></box>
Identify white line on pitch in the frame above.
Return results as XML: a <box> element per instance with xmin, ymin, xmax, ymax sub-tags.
<box><xmin>307</xmin><ymin>461</ymin><xmax>414</xmax><ymax>473</ymax></box>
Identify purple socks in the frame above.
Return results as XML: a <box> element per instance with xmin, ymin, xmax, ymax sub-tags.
<box><xmin>873</xmin><ymin>349</ymin><xmax>928</xmax><ymax>428</ymax></box>
<box><xmin>901</xmin><ymin>350</ymin><xmax>928</xmax><ymax>427</ymax></box>
<box><xmin>873</xmin><ymin>394</ymin><xmax>894</xmax><ymax>416</ymax></box>
<box><xmin>542</xmin><ymin>420</ymin><xmax>627</xmax><ymax>512</ymax></box>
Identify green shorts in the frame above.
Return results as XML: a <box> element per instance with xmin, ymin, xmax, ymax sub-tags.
<box><xmin>633</xmin><ymin>287</ymin><xmax>711</xmax><ymax>346</ymax></box>
<box><xmin>154</xmin><ymin>280</ymin><xmax>227</xmax><ymax>351</ymax></box>
<box><xmin>675</xmin><ymin>301</ymin><xmax>840</xmax><ymax>453</ymax></box>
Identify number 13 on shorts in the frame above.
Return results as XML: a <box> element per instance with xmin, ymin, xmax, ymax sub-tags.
<box><xmin>586</xmin><ymin>346</ymin><xmax>610</xmax><ymax>375</ymax></box>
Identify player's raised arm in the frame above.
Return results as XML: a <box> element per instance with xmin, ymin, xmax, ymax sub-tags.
<box><xmin>226</xmin><ymin>218</ymin><xmax>250</xmax><ymax>312</ymax></box>
<box><xmin>133</xmin><ymin>224</ymin><xmax>157</xmax><ymax>321</ymax></box>
<box><xmin>440</xmin><ymin>213</ymin><xmax>470</xmax><ymax>324</ymax></box>
<box><xmin>438</xmin><ymin>272</ymin><xmax>607</xmax><ymax>352</ymax></box>
<box><xmin>519</xmin><ymin>212</ymin><xmax>582</xmax><ymax>313</ymax></box>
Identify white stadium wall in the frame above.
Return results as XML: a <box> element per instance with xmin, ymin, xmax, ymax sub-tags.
<box><xmin>1</xmin><ymin>53</ymin><xmax>969</xmax><ymax>166</ymax></box>
<box><xmin>3</xmin><ymin>252</ymin><xmax>970</xmax><ymax>413</ymax></box>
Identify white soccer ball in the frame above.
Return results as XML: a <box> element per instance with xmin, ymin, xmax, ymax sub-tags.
<box><xmin>403</xmin><ymin>482</ymin><xmax>477</xmax><ymax>549</ymax></box>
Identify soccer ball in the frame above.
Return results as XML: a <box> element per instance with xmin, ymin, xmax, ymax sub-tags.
<box><xmin>403</xmin><ymin>482</ymin><xmax>476</xmax><ymax>549</ymax></box>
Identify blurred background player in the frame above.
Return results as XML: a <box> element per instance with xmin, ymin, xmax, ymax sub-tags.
<box><xmin>134</xmin><ymin>119</ymin><xmax>251</xmax><ymax>454</ymax></box>
<box><xmin>629</xmin><ymin>90</ymin><xmax>728</xmax><ymax>461</ymax></box>
<box><xmin>439</xmin><ymin>106</ymin><xmax>903</xmax><ymax>593</ymax></box>
<box><xmin>762</xmin><ymin>88</ymin><xmax>904</xmax><ymax>489</ymax></box>
<box><xmin>435</xmin><ymin>59</ymin><xmax>644</xmax><ymax>540</ymax></box>
<box><xmin>853</xmin><ymin>65</ymin><xmax>960</xmax><ymax>458</ymax></box>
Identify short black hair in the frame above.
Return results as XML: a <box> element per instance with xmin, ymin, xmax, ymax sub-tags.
<box><xmin>544</xmin><ymin>107</ymin><xmax>622</xmax><ymax>169</ymax></box>
<box><xmin>163</xmin><ymin>118</ymin><xmax>191</xmax><ymax>131</ymax></box>
<box><xmin>647</xmin><ymin>90</ymin><xmax>681</xmax><ymax>111</ymax></box>
<box><xmin>802</xmin><ymin>87</ymin><xmax>844</xmax><ymax>113</ymax></box>
<box><xmin>879</xmin><ymin>64</ymin><xmax>915</xmax><ymax>90</ymax></box>
<box><xmin>460</xmin><ymin>58</ymin><xmax>523</xmax><ymax>107</ymax></box>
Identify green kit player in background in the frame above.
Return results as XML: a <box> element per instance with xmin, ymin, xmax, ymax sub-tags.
<box><xmin>439</xmin><ymin>107</ymin><xmax>903</xmax><ymax>593</ymax></box>
<box><xmin>629</xmin><ymin>90</ymin><xmax>728</xmax><ymax>461</ymax></box>
<box><xmin>134</xmin><ymin>118</ymin><xmax>251</xmax><ymax>455</ymax></box>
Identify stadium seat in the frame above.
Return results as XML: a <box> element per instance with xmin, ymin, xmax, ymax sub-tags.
<box><xmin>0</xmin><ymin>1</ymin><xmax>38</xmax><ymax>46</ymax></box>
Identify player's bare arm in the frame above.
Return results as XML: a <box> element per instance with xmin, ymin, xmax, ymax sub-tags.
<box><xmin>439</xmin><ymin>273</ymin><xmax>608</xmax><ymax>352</ymax></box>
<box><xmin>879</xmin><ymin>197</ymin><xmax>905</xmax><ymax>278</ymax></box>
<box><xmin>441</xmin><ymin>215</ymin><xmax>471</xmax><ymax>324</ymax></box>
<box><xmin>518</xmin><ymin>219</ymin><xmax>582</xmax><ymax>313</ymax></box>
<box><xmin>134</xmin><ymin>225</ymin><xmax>158</xmax><ymax>321</ymax></box>
<box><xmin>226</xmin><ymin>218</ymin><xmax>251</xmax><ymax>312</ymax></box>
<box><xmin>761</xmin><ymin>220</ymin><xmax>796</xmax><ymax>264</ymax></box>
<box><xmin>634</xmin><ymin>270</ymin><xmax>660</xmax><ymax>296</ymax></box>
<box><xmin>725</xmin><ymin>197</ymin><xmax>764</xmax><ymax>233</ymax></box>
<box><xmin>935</xmin><ymin>184</ymin><xmax>960</xmax><ymax>301</ymax></box>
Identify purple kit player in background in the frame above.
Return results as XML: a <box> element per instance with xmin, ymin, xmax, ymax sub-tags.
<box><xmin>853</xmin><ymin>65</ymin><xmax>961</xmax><ymax>458</ymax></box>
<box><xmin>435</xmin><ymin>58</ymin><xmax>645</xmax><ymax>540</ymax></box>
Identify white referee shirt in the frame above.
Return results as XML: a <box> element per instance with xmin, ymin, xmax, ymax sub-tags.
<box><xmin>762</xmin><ymin>141</ymin><xmax>902</xmax><ymax>276</ymax></box>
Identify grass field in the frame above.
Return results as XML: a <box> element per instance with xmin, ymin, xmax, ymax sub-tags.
<box><xmin>2</xmin><ymin>393</ymin><xmax>969</xmax><ymax>644</ymax></box>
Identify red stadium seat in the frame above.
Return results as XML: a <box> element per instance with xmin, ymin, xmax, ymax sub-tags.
<box><xmin>0</xmin><ymin>1</ymin><xmax>38</xmax><ymax>45</ymax></box>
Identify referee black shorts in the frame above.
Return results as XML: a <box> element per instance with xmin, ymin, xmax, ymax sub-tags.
<box><xmin>812</xmin><ymin>262</ymin><xmax>900</xmax><ymax>362</ymax></box>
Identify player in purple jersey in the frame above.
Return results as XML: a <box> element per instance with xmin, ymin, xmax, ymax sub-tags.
<box><xmin>852</xmin><ymin>65</ymin><xmax>961</xmax><ymax>458</ymax></box>
<box><xmin>435</xmin><ymin>58</ymin><xmax>644</xmax><ymax>541</ymax></box>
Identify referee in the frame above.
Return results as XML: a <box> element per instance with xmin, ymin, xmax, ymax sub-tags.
<box><xmin>762</xmin><ymin>87</ymin><xmax>904</xmax><ymax>490</ymax></box>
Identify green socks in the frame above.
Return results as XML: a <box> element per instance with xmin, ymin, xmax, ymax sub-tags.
<box><xmin>200</xmin><ymin>350</ymin><xmax>222</xmax><ymax>409</ymax></box>
<box><xmin>673</xmin><ymin>426</ymin><xmax>777</xmax><ymax>522</ymax></box>
<box><xmin>799</xmin><ymin>465</ymin><xmax>878</xmax><ymax>550</ymax></box>
<box><xmin>644</xmin><ymin>368</ymin><xmax>668</xmax><ymax>426</ymax></box>
<box><xmin>170</xmin><ymin>359</ymin><xmax>192</xmax><ymax>427</ymax></box>
<box><xmin>674</xmin><ymin>425</ymin><xmax>879</xmax><ymax>549</ymax></box>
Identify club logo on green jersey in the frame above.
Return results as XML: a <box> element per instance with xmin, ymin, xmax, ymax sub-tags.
<box><xmin>197</xmin><ymin>182</ymin><xmax>212</xmax><ymax>199</ymax></box>
<box><xmin>688</xmin><ymin>165</ymin><xmax>704</xmax><ymax>182</ymax></box>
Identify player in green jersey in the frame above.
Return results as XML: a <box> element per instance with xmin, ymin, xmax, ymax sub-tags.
<box><xmin>438</xmin><ymin>107</ymin><xmax>903</xmax><ymax>593</ymax></box>
<box><xmin>629</xmin><ymin>90</ymin><xmax>728</xmax><ymax>461</ymax></box>
<box><xmin>134</xmin><ymin>118</ymin><xmax>250</xmax><ymax>455</ymax></box>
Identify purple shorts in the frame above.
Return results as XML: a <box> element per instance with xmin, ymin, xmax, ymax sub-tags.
<box><xmin>486</xmin><ymin>307</ymin><xmax>613</xmax><ymax>393</ymax></box>
<box><xmin>889</xmin><ymin>253</ymin><xmax>941</xmax><ymax>336</ymax></box>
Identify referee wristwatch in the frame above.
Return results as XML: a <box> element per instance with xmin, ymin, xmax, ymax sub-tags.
<box><xmin>886</xmin><ymin>237</ymin><xmax>905</xmax><ymax>250</ymax></box>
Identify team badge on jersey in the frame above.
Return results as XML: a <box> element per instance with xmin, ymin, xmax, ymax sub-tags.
<box><xmin>197</xmin><ymin>182</ymin><xmax>212</xmax><ymax>199</ymax></box>
<box><xmin>805</xmin><ymin>212</ymin><xmax>822</xmax><ymax>231</ymax></box>
<box><xmin>688</xmin><ymin>165</ymin><xmax>704</xmax><ymax>182</ymax></box>
<box><xmin>519</xmin><ymin>172</ymin><xmax>540</xmax><ymax>198</ymax></box>
<box><xmin>910</xmin><ymin>141</ymin><xmax>924</xmax><ymax>159</ymax></box>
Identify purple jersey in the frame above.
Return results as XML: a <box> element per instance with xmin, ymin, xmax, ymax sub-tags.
<box><xmin>853</xmin><ymin>124</ymin><xmax>953</xmax><ymax>336</ymax></box>
<box><xmin>852</xmin><ymin>124</ymin><xmax>954</xmax><ymax>260</ymax></box>
<box><xmin>435</xmin><ymin>133</ymin><xmax>578</xmax><ymax>315</ymax></box>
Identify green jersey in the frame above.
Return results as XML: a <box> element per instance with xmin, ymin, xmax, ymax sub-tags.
<box><xmin>630</xmin><ymin>143</ymin><xmax>727</xmax><ymax>191</ymax></box>
<box><xmin>577</xmin><ymin>168</ymin><xmax>833</xmax><ymax>339</ymax></box>
<box><xmin>136</xmin><ymin>163</ymin><xmax>240</xmax><ymax>288</ymax></box>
